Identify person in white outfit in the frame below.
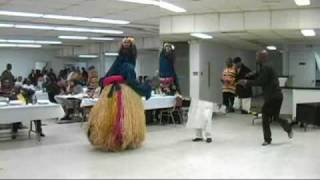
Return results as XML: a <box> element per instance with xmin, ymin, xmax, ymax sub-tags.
<box><xmin>186</xmin><ymin>99</ymin><xmax>214</xmax><ymax>143</ymax></box>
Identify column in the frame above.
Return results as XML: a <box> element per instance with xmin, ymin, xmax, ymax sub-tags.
<box><xmin>189</xmin><ymin>40</ymin><xmax>201</xmax><ymax>99</ymax></box>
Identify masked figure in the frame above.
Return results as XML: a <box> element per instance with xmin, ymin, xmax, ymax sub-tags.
<box><xmin>159</xmin><ymin>43</ymin><xmax>180</xmax><ymax>95</ymax></box>
<box><xmin>87</xmin><ymin>37</ymin><xmax>151</xmax><ymax>152</ymax></box>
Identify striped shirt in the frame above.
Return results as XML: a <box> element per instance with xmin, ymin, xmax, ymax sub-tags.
<box><xmin>222</xmin><ymin>66</ymin><xmax>236</xmax><ymax>94</ymax></box>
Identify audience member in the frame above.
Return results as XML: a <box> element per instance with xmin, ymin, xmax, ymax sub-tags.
<box><xmin>221</xmin><ymin>58</ymin><xmax>236</xmax><ymax>113</ymax></box>
<box><xmin>81</xmin><ymin>67</ymin><xmax>88</xmax><ymax>84</ymax></box>
<box><xmin>0</xmin><ymin>64</ymin><xmax>15</xmax><ymax>96</ymax></box>
<box><xmin>66</xmin><ymin>80</ymin><xmax>83</xmax><ymax>95</ymax></box>
<box><xmin>15</xmin><ymin>76</ymin><xmax>23</xmax><ymax>87</ymax></box>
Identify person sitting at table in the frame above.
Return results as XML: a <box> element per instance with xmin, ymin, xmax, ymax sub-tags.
<box><xmin>15</xmin><ymin>76</ymin><xmax>23</xmax><ymax>87</ymax></box>
<box><xmin>87</xmin><ymin>37</ymin><xmax>151</xmax><ymax>152</ymax></box>
<box><xmin>87</xmin><ymin>66</ymin><xmax>98</xmax><ymax>85</ymax></box>
<box><xmin>87</xmin><ymin>76</ymin><xmax>101</xmax><ymax>98</ymax></box>
<box><xmin>11</xmin><ymin>86</ymin><xmax>45</xmax><ymax>139</ymax></box>
<box><xmin>59</xmin><ymin>80</ymin><xmax>83</xmax><ymax>120</ymax></box>
<box><xmin>57</xmin><ymin>77</ymin><xmax>67</xmax><ymax>94</ymax></box>
<box><xmin>22</xmin><ymin>78</ymin><xmax>36</xmax><ymax>91</ymax></box>
<box><xmin>66</xmin><ymin>80</ymin><xmax>83</xmax><ymax>95</ymax></box>
<box><xmin>46</xmin><ymin>76</ymin><xmax>61</xmax><ymax>103</ymax></box>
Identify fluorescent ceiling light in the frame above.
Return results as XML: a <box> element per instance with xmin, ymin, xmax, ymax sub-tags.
<box><xmin>0</xmin><ymin>44</ymin><xmax>16</xmax><ymax>47</ymax></box>
<box><xmin>157</xmin><ymin>1</ymin><xmax>186</xmax><ymax>13</ymax></box>
<box><xmin>104</xmin><ymin>52</ymin><xmax>119</xmax><ymax>56</ymax></box>
<box><xmin>16</xmin><ymin>44</ymin><xmax>42</xmax><ymax>48</ymax></box>
<box><xmin>0</xmin><ymin>23</ymin><xmax>14</xmax><ymax>27</ymax></box>
<box><xmin>89</xmin><ymin>18</ymin><xmax>129</xmax><ymax>25</ymax></box>
<box><xmin>0</xmin><ymin>43</ymin><xmax>42</xmax><ymax>48</ymax></box>
<box><xmin>0</xmin><ymin>10</ymin><xmax>42</xmax><ymax>17</ymax></box>
<box><xmin>43</xmin><ymin>14</ymin><xmax>89</xmax><ymax>21</ymax></box>
<box><xmin>294</xmin><ymin>0</ymin><xmax>310</xmax><ymax>6</ymax></box>
<box><xmin>59</xmin><ymin>36</ymin><xmax>115</xmax><ymax>41</ymax></box>
<box><xmin>118</xmin><ymin>0</ymin><xmax>186</xmax><ymax>13</ymax></box>
<box><xmin>7</xmin><ymin>40</ymin><xmax>34</xmax><ymax>43</ymax></box>
<box><xmin>89</xmin><ymin>37</ymin><xmax>115</xmax><ymax>41</ymax></box>
<box><xmin>88</xmin><ymin>29</ymin><xmax>123</xmax><ymax>34</ymax></box>
<box><xmin>15</xmin><ymin>24</ymin><xmax>54</xmax><ymax>30</ymax></box>
<box><xmin>191</xmin><ymin>33</ymin><xmax>213</xmax><ymax>39</ymax></box>
<box><xmin>78</xmin><ymin>55</ymin><xmax>98</xmax><ymax>58</ymax></box>
<box><xmin>54</xmin><ymin>26</ymin><xmax>123</xmax><ymax>34</ymax></box>
<box><xmin>58</xmin><ymin>36</ymin><xmax>88</xmax><ymax>40</ymax></box>
<box><xmin>0</xmin><ymin>39</ymin><xmax>62</xmax><ymax>44</ymax></box>
<box><xmin>0</xmin><ymin>10</ymin><xmax>129</xmax><ymax>25</ymax></box>
<box><xmin>266</xmin><ymin>46</ymin><xmax>277</xmax><ymax>50</ymax></box>
<box><xmin>301</xmin><ymin>29</ymin><xmax>316</xmax><ymax>36</ymax></box>
<box><xmin>36</xmin><ymin>41</ymin><xmax>62</xmax><ymax>44</ymax></box>
<box><xmin>0</xmin><ymin>22</ymin><xmax>123</xmax><ymax>34</ymax></box>
<box><xmin>43</xmin><ymin>15</ymin><xmax>88</xmax><ymax>21</ymax></box>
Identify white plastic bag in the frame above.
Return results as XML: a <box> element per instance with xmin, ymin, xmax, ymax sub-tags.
<box><xmin>233</xmin><ymin>97</ymin><xmax>240</xmax><ymax>110</ymax></box>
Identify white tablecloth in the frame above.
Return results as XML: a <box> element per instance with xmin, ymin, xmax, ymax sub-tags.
<box><xmin>54</xmin><ymin>94</ymin><xmax>87</xmax><ymax>106</ymax></box>
<box><xmin>80</xmin><ymin>96</ymin><xmax>177</xmax><ymax>110</ymax></box>
<box><xmin>0</xmin><ymin>103</ymin><xmax>65</xmax><ymax>124</ymax></box>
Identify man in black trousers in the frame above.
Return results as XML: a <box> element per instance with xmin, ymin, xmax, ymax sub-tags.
<box><xmin>238</xmin><ymin>50</ymin><xmax>293</xmax><ymax>146</ymax></box>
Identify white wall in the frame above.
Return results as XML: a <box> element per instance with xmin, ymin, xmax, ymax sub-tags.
<box><xmin>197</xmin><ymin>41</ymin><xmax>256</xmax><ymax>103</ymax></box>
<box><xmin>0</xmin><ymin>48</ymin><xmax>76</xmax><ymax>78</ymax></box>
<box><xmin>173</xmin><ymin>42</ymin><xmax>190</xmax><ymax>97</ymax></box>
<box><xmin>136</xmin><ymin>50</ymin><xmax>159</xmax><ymax>77</ymax></box>
<box><xmin>284</xmin><ymin>45</ymin><xmax>319</xmax><ymax>86</ymax></box>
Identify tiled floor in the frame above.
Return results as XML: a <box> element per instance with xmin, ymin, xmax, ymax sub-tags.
<box><xmin>0</xmin><ymin>113</ymin><xmax>320</xmax><ymax>179</ymax></box>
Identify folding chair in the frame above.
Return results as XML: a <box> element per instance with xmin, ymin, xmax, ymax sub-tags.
<box><xmin>159</xmin><ymin>96</ymin><xmax>183</xmax><ymax>125</ymax></box>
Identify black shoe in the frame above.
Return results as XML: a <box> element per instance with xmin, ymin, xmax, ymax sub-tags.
<box><xmin>288</xmin><ymin>130</ymin><xmax>294</xmax><ymax>139</ymax></box>
<box><xmin>192</xmin><ymin>138</ymin><xmax>204</xmax><ymax>142</ymax></box>
<box><xmin>11</xmin><ymin>135</ymin><xmax>17</xmax><ymax>140</ymax></box>
<box><xmin>206</xmin><ymin>138</ymin><xmax>212</xmax><ymax>143</ymax></box>
<box><xmin>61</xmin><ymin>116</ymin><xmax>70</xmax><ymax>120</ymax></box>
<box><xmin>262</xmin><ymin>141</ymin><xmax>271</xmax><ymax>146</ymax></box>
<box><xmin>40</xmin><ymin>133</ymin><xmax>45</xmax><ymax>137</ymax></box>
<box><xmin>241</xmin><ymin>110</ymin><xmax>249</xmax><ymax>114</ymax></box>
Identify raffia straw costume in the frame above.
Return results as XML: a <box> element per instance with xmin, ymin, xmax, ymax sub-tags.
<box><xmin>87</xmin><ymin>38</ymin><xmax>151</xmax><ymax>152</ymax></box>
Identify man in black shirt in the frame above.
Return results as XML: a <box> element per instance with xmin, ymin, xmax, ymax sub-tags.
<box><xmin>238</xmin><ymin>50</ymin><xmax>293</xmax><ymax>146</ymax></box>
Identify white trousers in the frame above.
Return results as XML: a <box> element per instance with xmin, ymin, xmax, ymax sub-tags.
<box><xmin>195</xmin><ymin>128</ymin><xmax>212</xmax><ymax>139</ymax></box>
<box><xmin>239</xmin><ymin>98</ymin><xmax>251</xmax><ymax>112</ymax></box>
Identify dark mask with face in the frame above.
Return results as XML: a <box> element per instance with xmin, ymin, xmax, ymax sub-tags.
<box><xmin>119</xmin><ymin>44</ymin><xmax>137</xmax><ymax>60</ymax></box>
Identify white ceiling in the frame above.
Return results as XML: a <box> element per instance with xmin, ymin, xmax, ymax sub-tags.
<box><xmin>161</xmin><ymin>29</ymin><xmax>320</xmax><ymax>51</ymax></box>
<box><xmin>161</xmin><ymin>0</ymin><xmax>320</xmax><ymax>50</ymax></box>
<box><xmin>162</xmin><ymin>0</ymin><xmax>320</xmax><ymax>15</ymax></box>
<box><xmin>0</xmin><ymin>0</ymin><xmax>319</xmax><ymax>49</ymax></box>
<box><xmin>0</xmin><ymin>0</ymin><xmax>160</xmax><ymax>44</ymax></box>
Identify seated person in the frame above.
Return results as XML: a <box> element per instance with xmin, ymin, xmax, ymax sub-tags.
<box><xmin>57</xmin><ymin>77</ymin><xmax>67</xmax><ymax>94</ymax></box>
<box><xmin>10</xmin><ymin>86</ymin><xmax>44</xmax><ymax>139</ymax></box>
<box><xmin>22</xmin><ymin>78</ymin><xmax>36</xmax><ymax>91</ymax></box>
<box><xmin>61</xmin><ymin>80</ymin><xmax>83</xmax><ymax>120</ymax></box>
<box><xmin>15</xmin><ymin>76</ymin><xmax>23</xmax><ymax>87</ymax></box>
<box><xmin>87</xmin><ymin>77</ymin><xmax>101</xmax><ymax>98</ymax></box>
<box><xmin>66</xmin><ymin>80</ymin><xmax>83</xmax><ymax>95</ymax></box>
<box><xmin>46</xmin><ymin>77</ymin><xmax>61</xmax><ymax>103</ymax></box>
